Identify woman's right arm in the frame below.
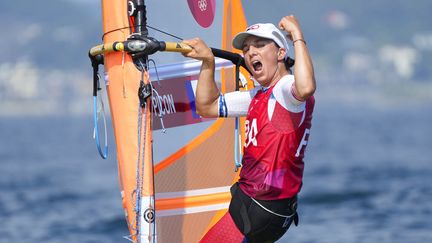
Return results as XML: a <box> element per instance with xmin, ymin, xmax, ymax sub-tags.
<box><xmin>182</xmin><ymin>38</ymin><xmax>220</xmax><ymax>117</ymax></box>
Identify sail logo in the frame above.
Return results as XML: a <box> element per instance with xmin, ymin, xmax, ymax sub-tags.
<box><xmin>152</xmin><ymin>91</ymin><xmax>176</xmax><ymax>117</ymax></box>
<box><xmin>198</xmin><ymin>0</ymin><xmax>207</xmax><ymax>11</ymax></box>
<box><xmin>187</xmin><ymin>0</ymin><xmax>215</xmax><ymax>28</ymax></box>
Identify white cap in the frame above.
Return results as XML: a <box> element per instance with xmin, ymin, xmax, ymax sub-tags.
<box><xmin>232</xmin><ymin>23</ymin><xmax>289</xmax><ymax>59</ymax></box>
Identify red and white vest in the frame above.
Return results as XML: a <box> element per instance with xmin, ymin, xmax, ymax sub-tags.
<box><xmin>239</xmin><ymin>85</ymin><xmax>315</xmax><ymax>200</ymax></box>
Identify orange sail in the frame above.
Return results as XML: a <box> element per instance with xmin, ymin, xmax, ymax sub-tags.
<box><xmin>92</xmin><ymin>0</ymin><xmax>252</xmax><ymax>242</ymax></box>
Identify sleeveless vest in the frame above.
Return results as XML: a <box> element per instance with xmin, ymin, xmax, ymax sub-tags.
<box><xmin>239</xmin><ymin>85</ymin><xmax>314</xmax><ymax>200</ymax></box>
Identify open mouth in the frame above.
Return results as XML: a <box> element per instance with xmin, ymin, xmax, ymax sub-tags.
<box><xmin>252</xmin><ymin>60</ymin><xmax>263</xmax><ymax>72</ymax></box>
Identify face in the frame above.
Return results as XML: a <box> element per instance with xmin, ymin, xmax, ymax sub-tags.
<box><xmin>242</xmin><ymin>35</ymin><xmax>286</xmax><ymax>87</ymax></box>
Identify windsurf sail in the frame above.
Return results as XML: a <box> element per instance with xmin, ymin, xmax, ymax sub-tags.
<box><xmin>89</xmin><ymin>1</ymin><xmax>253</xmax><ymax>242</ymax></box>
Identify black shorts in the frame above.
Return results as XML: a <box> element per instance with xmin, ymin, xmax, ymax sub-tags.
<box><xmin>228</xmin><ymin>183</ymin><xmax>298</xmax><ymax>243</ymax></box>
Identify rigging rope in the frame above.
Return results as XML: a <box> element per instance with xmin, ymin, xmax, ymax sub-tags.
<box><xmin>101</xmin><ymin>24</ymin><xmax>183</xmax><ymax>42</ymax></box>
<box><xmin>147</xmin><ymin>25</ymin><xmax>183</xmax><ymax>40</ymax></box>
<box><xmin>134</xmin><ymin>62</ymin><xmax>148</xmax><ymax>237</ymax></box>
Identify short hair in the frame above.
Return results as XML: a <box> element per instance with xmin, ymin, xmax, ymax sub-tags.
<box><xmin>285</xmin><ymin>57</ymin><xmax>295</xmax><ymax>70</ymax></box>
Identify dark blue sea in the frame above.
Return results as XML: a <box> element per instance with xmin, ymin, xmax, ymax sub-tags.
<box><xmin>1</xmin><ymin>97</ymin><xmax>431</xmax><ymax>243</ymax></box>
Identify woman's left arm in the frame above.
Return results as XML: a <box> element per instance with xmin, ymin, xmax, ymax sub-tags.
<box><xmin>279</xmin><ymin>15</ymin><xmax>316</xmax><ymax>101</ymax></box>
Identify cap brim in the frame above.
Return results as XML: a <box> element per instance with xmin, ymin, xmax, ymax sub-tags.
<box><xmin>232</xmin><ymin>31</ymin><xmax>279</xmax><ymax>50</ymax></box>
<box><xmin>232</xmin><ymin>32</ymin><xmax>251</xmax><ymax>50</ymax></box>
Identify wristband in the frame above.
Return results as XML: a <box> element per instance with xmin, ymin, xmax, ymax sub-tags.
<box><xmin>293</xmin><ymin>39</ymin><xmax>306</xmax><ymax>45</ymax></box>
